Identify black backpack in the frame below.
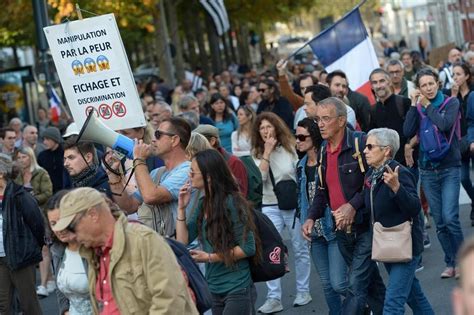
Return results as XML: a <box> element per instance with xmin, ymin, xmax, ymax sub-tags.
<box><xmin>166</xmin><ymin>238</ymin><xmax>213</xmax><ymax>314</ymax></box>
<box><xmin>249</xmin><ymin>210</ymin><xmax>287</xmax><ymax>282</ymax></box>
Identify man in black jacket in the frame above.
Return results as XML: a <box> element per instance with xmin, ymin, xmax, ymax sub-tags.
<box><xmin>257</xmin><ymin>79</ymin><xmax>294</xmax><ymax>130</ymax></box>
<box><xmin>302</xmin><ymin>97</ymin><xmax>386</xmax><ymax>315</ymax></box>
<box><xmin>38</xmin><ymin>126</ymin><xmax>67</xmax><ymax>193</ymax></box>
<box><xmin>0</xmin><ymin>155</ymin><xmax>45</xmax><ymax>314</ymax></box>
<box><xmin>63</xmin><ymin>136</ymin><xmax>112</xmax><ymax>197</ymax></box>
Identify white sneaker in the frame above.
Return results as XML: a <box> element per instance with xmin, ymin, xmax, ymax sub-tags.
<box><xmin>293</xmin><ymin>292</ymin><xmax>312</xmax><ymax>307</ymax></box>
<box><xmin>36</xmin><ymin>285</ymin><xmax>48</xmax><ymax>297</ymax></box>
<box><xmin>46</xmin><ymin>281</ymin><xmax>56</xmax><ymax>293</ymax></box>
<box><xmin>258</xmin><ymin>298</ymin><xmax>283</xmax><ymax>313</ymax></box>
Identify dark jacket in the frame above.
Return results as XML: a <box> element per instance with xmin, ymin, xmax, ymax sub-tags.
<box><xmin>347</xmin><ymin>89</ymin><xmax>371</xmax><ymax>132</ymax></box>
<box><xmin>364</xmin><ymin>160</ymin><xmax>423</xmax><ymax>257</ymax></box>
<box><xmin>2</xmin><ymin>182</ymin><xmax>45</xmax><ymax>270</ymax></box>
<box><xmin>308</xmin><ymin>128</ymin><xmax>369</xmax><ymax>232</ymax></box>
<box><xmin>370</xmin><ymin>94</ymin><xmax>418</xmax><ymax>166</ymax></box>
<box><xmin>257</xmin><ymin>97</ymin><xmax>294</xmax><ymax>130</ymax></box>
<box><xmin>72</xmin><ymin>166</ymin><xmax>112</xmax><ymax>198</ymax></box>
<box><xmin>403</xmin><ymin>95</ymin><xmax>461</xmax><ymax>170</ymax></box>
<box><xmin>50</xmin><ymin>242</ymin><xmax>89</xmax><ymax>315</ymax></box>
<box><xmin>38</xmin><ymin>146</ymin><xmax>66</xmax><ymax>193</ymax></box>
<box><xmin>199</xmin><ymin>115</ymin><xmax>215</xmax><ymax>126</ymax></box>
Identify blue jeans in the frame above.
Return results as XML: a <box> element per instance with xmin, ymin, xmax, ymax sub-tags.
<box><xmin>384</xmin><ymin>256</ymin><xmax>434</xmax><ymax>315</ymax></box>
<box><xmin>311</xmin><ymin>236</ymin><xmax>348</xmax><ymax>315</ymax></box>
<box><xmin>336</xmin><ymin>230</ymin><xmax>386</xmax><ymax>315</ymax></box>
<box><xmin>461</xmin><ymin>157</ymin><xmax>474</xmax><ymax>203</ymax></box>
<box><xmin>420</xmin><ymin>167</ymin><xmax>464</xmax><ymax>267</ymax></box>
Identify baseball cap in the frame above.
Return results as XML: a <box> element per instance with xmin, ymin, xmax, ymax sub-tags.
<box><xmin>194</xmin><ymin>124</ymin><xmax>219</xmax><ymax>139</ymax></box>
<box><xmin>53</xmin><ymin>187</ymin><xmax>105</xmax><ymax>232</ymax></box>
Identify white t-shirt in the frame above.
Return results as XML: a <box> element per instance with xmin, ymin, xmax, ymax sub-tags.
<box><xmin>231</xmin><ymin>131</ymin><xmax>252</xmax><ymax>157</ymax></box>
<box><xmin>57</xmin><ymin>248</ymin><xmax>92</xmax><ymax>315</ymax></box>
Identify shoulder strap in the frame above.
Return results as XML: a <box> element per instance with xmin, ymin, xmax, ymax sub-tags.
<box><xmin>268</xmin><ymin>166</ymin><xmax>276</xmax><ymax>188</ymax></box>
<box><xmin>317</xmin><ymin>143</ymin><xmax>326</xmax><ymax>189</ymax></box>
<box><xmin>152</xmin><ymin>167</ymin><xmax>167</xmax><ymax>185</ymax></box>
<box><xmin>352</xmin><ymin>132</ymin><xmax>366</xmax><ymax>174</ymax></box>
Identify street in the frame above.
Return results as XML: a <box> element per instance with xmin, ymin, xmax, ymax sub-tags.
<box><xmin>38</xmin><ymin>203</ymin><xmax>474</xmax><ymax>314</ymax></box>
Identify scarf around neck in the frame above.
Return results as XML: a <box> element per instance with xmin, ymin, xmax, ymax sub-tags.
<box><xmin>71</xmin><ymin>164</ymin><xmax>98</xmax><ymax>188</ymax></box>
<box><xmin>369</xmin><ymin>159</ymin><xmax>392</xmax><ymax>188</ymax></box>
<box><xmin>429</xmin><ymin>91</ymin><xmax>444</xmax><ymax>108</ymax></box>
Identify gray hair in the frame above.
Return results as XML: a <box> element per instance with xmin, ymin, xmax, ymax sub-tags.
<box><xmin>154</xmin><ymin>100</ymin><xmax>172</xmax><ymax>113</ymax></box>
<box><xmin>464</xmin><ymin>51</ymin><xmax>474</xmax><ymax>62</ymax></box>
<box><xmin>318</xmin><ymin>97</ymin><xmax>347</xmax><ymax>117</ymax></box>
<box><xmin>386</xmin><ymin>59</ymin><xmax>405</xmax><ymax>70</ymax></box>
<box><xmin>178</xmin><ymin>95</ymin><xmax>198</xmax><ymax>111</ymax></box>
<box><xmin>367</xmin><ymin>128</ymin><xmax>400</xmax><ymax>158</ymax></box>
<box><xmin>369</xmin><ymin>68</ymin><xmax>391</xmax><ymax>82</ymax></box>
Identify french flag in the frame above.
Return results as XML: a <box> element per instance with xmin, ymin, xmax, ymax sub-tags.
<box><xmin>309</xmin><ymin>8</ymin><xmax>378</xmax><ymax>103</ymax></box>
<box><xmin>48</xmin><ymin>85</ymin><xmax>61</xmax><ymax>123</ymax></box>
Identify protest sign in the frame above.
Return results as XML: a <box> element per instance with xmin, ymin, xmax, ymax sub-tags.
<box><xmin>43</xmin><ymin>14</ymin><xmax>146</xmax><ymax>130</ymax></box>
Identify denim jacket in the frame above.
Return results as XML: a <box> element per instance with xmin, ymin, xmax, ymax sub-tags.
<box><xmin>297</xmin><ymin>154</ymin><xmax>336</xmax><ymax>242</ymax></box>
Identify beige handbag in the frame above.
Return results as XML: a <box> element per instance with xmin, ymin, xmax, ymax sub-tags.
<box><xmin>370</xmin><ymin>180</ymin><xmax>413</xmax><ymax>263</ymax></box>
<box><xmin>372</xmin><ymin>221</ymin><xmax>412</xmax><ymax>263</ymax></box>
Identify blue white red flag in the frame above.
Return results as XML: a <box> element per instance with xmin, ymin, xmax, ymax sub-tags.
<box><xmin>48</xmin><ymin>85</ymin><xmax>61</xmax><ymax>123</ymax></box>
<box><xmin>308</xmin><ymin>8</ymin><xmax>378</xmax><ymax>103</ymax></box>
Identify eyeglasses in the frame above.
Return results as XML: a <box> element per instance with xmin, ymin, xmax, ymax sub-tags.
<box><xmin>295</xmin><ymin>134</ymin><xmax>310</xmax><ymax>141</ymax></box>
<box><xmin>365</xmin><ymin>144</ymin><xmax>388</xmax><ymax>151</ymax></box>
<box><xmin>389</xmin><ymin>70</ymin><xmax>402</xmax><ymax>76</ymax></box>
<box><xmin>258</xmin><ymin>88</ymin><xmax>267</xmax><ymax>93</ymax></box>
<box><xmin>66</xmin><ymin>210</ymin><xmax>88</xmax><ymax>233</ymax></box>
<box><xmin>314</xmin><ymin>116</ymin><xmax>339</xmax><ymax>124</ymax></box>
<box><xmin>189</xmin><ymin>170</ymin><xmax>201</xmax><ymax>177</ymax></box>
<box><xmin>155</xmin><ymin>130</ymin><xmax>176</xmax><ymax>139</ymax></box>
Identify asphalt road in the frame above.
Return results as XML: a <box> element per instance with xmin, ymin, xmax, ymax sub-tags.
<box><xmin>38</xmin><ymin>204</ymin><xmax>474</xmax><ymax>315</ymax></box>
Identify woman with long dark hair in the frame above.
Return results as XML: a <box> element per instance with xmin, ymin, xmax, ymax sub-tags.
<box><xmin>251</xmin><ymin>112</ymin><xmax>312</xmax><ymax>313</ymax></box>
<box><xmin>176</xmin><ymin>149</ymin><xmax>260</xmax><ymax>314</ymax></box>
<box><xmin>449</xmin><ymin>62</ymin><xmax>474</xmax><ymax>225</ymax></box>
<box><xmin>208</xmin><ymin>93</ymin><xmax>239</xmax><ymax>152</ymax></box>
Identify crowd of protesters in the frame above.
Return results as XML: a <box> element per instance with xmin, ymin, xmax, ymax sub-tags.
<box><xmin>2</xmin><ymin>39</ymin><xmax>474</xmax><ymax>315</ymax></box>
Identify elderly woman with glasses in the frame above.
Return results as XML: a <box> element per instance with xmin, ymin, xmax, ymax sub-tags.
<box><xmin>363</xmin><ymin>128</ymin><xmax>433</xmax><ymax>314</ymax></box>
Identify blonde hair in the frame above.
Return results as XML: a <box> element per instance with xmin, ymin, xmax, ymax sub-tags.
<box><xmin>15</xmin><ymin>146</ymin><xmax>42</xmax><ymax>173</ymax></box>
<box><xmin>185</xmin><ymin>132</ymin><xmax>212</xmax><ymax>159</ymax></box>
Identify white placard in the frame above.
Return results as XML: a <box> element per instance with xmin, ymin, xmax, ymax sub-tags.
<box><xmin>43</xmin><ymin>14</ymin><xmax>146</xmax><ymax>130</ymax></box>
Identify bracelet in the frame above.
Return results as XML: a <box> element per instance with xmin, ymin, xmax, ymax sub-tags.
<box><xmin>208</xmin><ymin>253</ymin><xmax>212</xmax><ymax>264</ymax></box>
<box><xmin>177</xmin><ymin>217</ymin><xmax>186</xmax><ymax>222</ymax></box>
<box><xmin>108</xmin><ymin>177</ymin><xmax>122</xmax><ymax>185</ymax></box>
<box><xmin>262</xmin><ymin>157</ymin><xmax>270</xmax><ymax>163</ymax></box>
<box><xmin>134</xmin><ymin>162</ymin><xmax>147</xmax><ymax>168</ymax></box>
<box><xmin>133</xmin><ymin>158</ymin><xmax>146</xmax><ymax>167</ymax></box>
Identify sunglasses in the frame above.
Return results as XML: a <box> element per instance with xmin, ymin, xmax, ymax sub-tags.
<box><xmin>295</xmin><ymin>134</ymin><xmax>310</xmax><ymax>141</ymax></box>
<box><xmin>155</xmin><ymin>130</ymin><xmax>176</xmax><ymax>139</ymax></box>
<box><xmin>66</xmin><ymin>210</ymin><xmax>88</xmax><ymax>233</ymax></box>
<box><xmin>258</xmin><ymin>88</ymin><xmax>267</xmax><ymax>93</ymax></box>
<box><xmin>365</xmin><ymin>144</ymin><xmax>387</xmax><ymax>151</ymax></box>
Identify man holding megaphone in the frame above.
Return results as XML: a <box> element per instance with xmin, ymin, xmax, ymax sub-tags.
<box><xmin>105</xmin><ymin>117</ymin><xmax>192</xmax><ymax>237</ymax></box>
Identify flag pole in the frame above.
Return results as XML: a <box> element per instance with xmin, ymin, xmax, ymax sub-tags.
<box><xmin>282</xmin><ymin>0</ymin><xmax>368</xmax><ymax>62</ymax></box>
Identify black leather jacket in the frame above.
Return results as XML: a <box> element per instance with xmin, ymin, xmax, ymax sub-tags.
<box><xmin>2</xmin><ymin>181</ymin><xmax>45</xmax><ymax>270</ymax></box>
